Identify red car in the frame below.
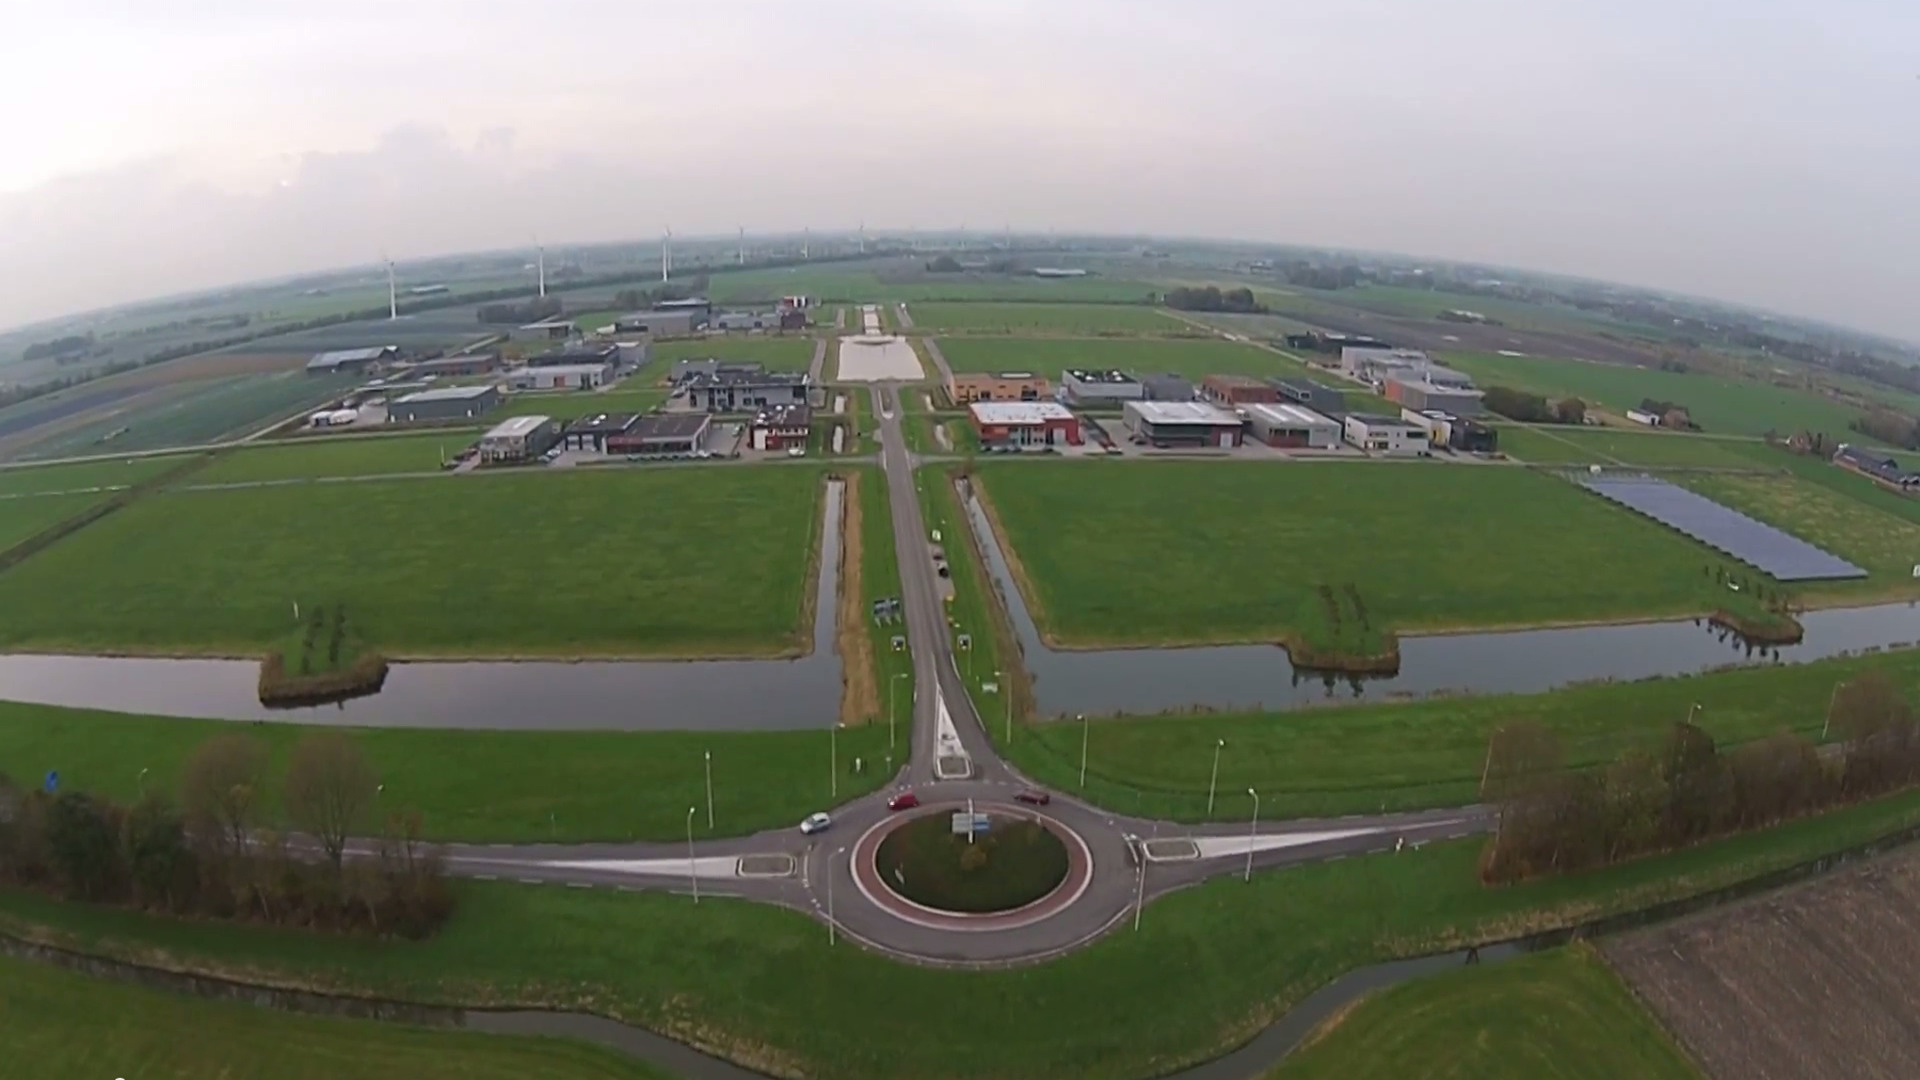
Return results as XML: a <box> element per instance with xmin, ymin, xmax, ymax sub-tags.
<box><xmin>887</xmin><ymin>790</ymin><xmax>920</xmax><ymax>811</ymax></box>
<box><xmin>1013</xmin><ymin>788</ymin><xmax>1051</xmax><ymax>806</ymax></box>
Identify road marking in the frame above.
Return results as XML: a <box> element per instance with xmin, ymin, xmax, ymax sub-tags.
<box><xmin>517</xmin><ymin>878</ymin><xmax>544</xmax><ymax>885</ymax></box>
<box><xmin>473</xmin><ymin>874</ymin><xmax>498</xmax><ymax>881</ymax></box>
<box><xmin>566</xmin><ymin>882</ymin><xmax>593</xmax><ymax>889</ymax></box>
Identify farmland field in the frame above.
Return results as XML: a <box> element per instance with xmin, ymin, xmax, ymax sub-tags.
<box><xmin>0</xmin><ymin>953</ymin><xmax>676</xmax><ymax>1080</ymax></box>
<box><xmin>1494</xmin><ymin>425</ymin><xmax>1609</xmax><ymax>464</ymax></box>
<box><xmin>705</xmin><ymin>263</ymin><xmax>1158</xmax><ymax>305</ymax></box>
<box><xmin>1499</xmin><ymin>426</ymin><xmax>1772</xmax><ymax>469</ymax></box>
<box><xmin>650</xmin><ymin>335</ymin><xmax>815</xmax><ymax>372</ymax></box>
<box><xmin>1444</xmin><ymin>351</ymin><xmax>1876</xmax><ymax>440</ymax></box>
<box><xmin>1607</xmin><ymin>844</ymin><xmax>1920</xmax><ymax>1080</ymax></box>
<box><xmin>1270</xmin><ymin>946</ymin><xmax>1701</xmax><ymax>1080</ymax></box>
<box><xmin>0</xmin><ymin>492</ymin><xmax>113</xmax><ymax>550</ymax></box>
<box><xmin>14</xmin><ymin>371</ymin><xmax>361</xmax><ymax>460</ymax></box>
<box><xmin>495</xmin><ymin>387</ymin><xmax>670</xmax><ymax>420</ymax></box>
<box><xmin>938</xmin><ymin>337</ymin><xmax>1305</xmax><ymax>380</ymax></box>
<box><xmin>904</xmin><ymin>302</ymin><xmax>1179</xmax><ymax>334</ymax></box>
<box><xmin>1683</xmin><ymin>473</ymin><xmax>1920</xmax><ymax>592</ymax></box>
<box><xmin>194</xmin><ymin>434</ymin><xmax>471</xmax><ymax>484</ymax></box>
<box><xmin>974</xmin><ymin>461</ymin><xmax>1741</xmax><ymax>646</ymax></box>
<box><xmin>0</xmin><ymin>467</ymin><xmax>824</xmax><ymax>657</ymax></box>
<box><xmin>0</xmin><ymin>455</ymin><xmax>191</xmax><ymax>496</ymax></box>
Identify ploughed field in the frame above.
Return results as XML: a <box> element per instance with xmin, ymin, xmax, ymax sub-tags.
<box><xmin>0</xmin><ymin>466</ymin><xmax>824</xmax><ymax>657</ymax></box>
<box><xmin>973</xmin><ymin>461</ymin><xmax>1741</xmax><ymax>647</ymax></box>
<box><xmin>1606</xmin><ymin>844</ymin><xmax>1920</xmax><ymax>1080</ymax></box>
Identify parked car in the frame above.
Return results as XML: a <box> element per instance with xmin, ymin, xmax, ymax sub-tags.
<box><xmin>1013</xmin><ymin>788</ymin><xmax>1051</xmax><ymax>806</ymax></box>
<box><xmin>800</xmin><ymin>811</ymin><xmax>832</xmax><ymax>835</ymax></box>
<box><xmin>887</xmin><ymin>791</ymin><xmax>920</xmax><ymax>812</ymax></box>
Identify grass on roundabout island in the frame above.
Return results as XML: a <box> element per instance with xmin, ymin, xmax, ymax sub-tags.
<box><xmin>874</xmin><ymin>812</ymin><xmax>1068</xmax><ymax>913</ymax></box>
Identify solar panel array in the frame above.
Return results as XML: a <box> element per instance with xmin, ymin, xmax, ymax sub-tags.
<box><xmin>1580</xmin><ymin>476</ymin><xmax>1868</xmax><ymax>582</ymax></box>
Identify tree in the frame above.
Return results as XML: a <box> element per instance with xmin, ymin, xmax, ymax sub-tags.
<box><xmin>1553</xmin><ymin>397</ymin><xmax>1587</xmax><ymax>425</ymax></box>
<box><xmin>45</xmin><ymin>792</ymin><xmax>123</xmax><ymax>901</ymax></box>
<box><xmin>123</xmin><ymin>795</ymin><xmax>195</xmax><ymax>912</ymax></box>
<box><xmin>925</xmin><ymin>254</ymin><xmax>963</xmax><ymax>273</ymax></box>
<box><xmin>283</xmin><ymin>733</ymin><xmax>377</xmax><ymax>869</ymax></box>
<box><xmin>181</xmin><ymin>733</ymin><xmax>268</xmax><ymax>855</ymax></box>
<box><xmin>1482</xmin><ymin>386</ymin><xmax>1556</xmax><ymax>423</ymax></box>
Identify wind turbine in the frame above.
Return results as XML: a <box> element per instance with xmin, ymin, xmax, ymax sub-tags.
<box><xmin>384</xmin><ymin>254</ymin><xmax>397</xmax><ymax>320</ymax></box>
<box><xmin>661</xmin><ymin>227</ymin><xmax>673</xmax><ymax>282</ymax></box>
<box><xmin>738</xmin><ymin>225</ymin><xmax>745</xmax><ymax>266</ymax></box>
<box><xmin>858</xmin><ymin>221</ymin><xmax>865</xmax><ymax>255</ymax></box>
<box><xmin>534</xmin><ymin>236</ymin><xmax>547</xmax><ymax>298</ymax></box>
<box><xmin>802</xmin><ymin>227</ymin><xmax>810</xmax><ymax>260</ymax></box>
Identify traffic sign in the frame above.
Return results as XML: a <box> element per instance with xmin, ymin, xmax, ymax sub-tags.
<box><xmin>43</xmin><ymin>770</ymin><xmax>58</xmax><ymax>794</ymax></box>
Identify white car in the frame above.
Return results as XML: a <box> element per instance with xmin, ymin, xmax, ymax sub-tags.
<box><xmin>799</xmin><ymin>811</ymin><xmax>832</xmax><ymax>835</ymax></box>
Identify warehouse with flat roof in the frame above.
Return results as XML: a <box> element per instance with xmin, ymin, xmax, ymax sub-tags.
<box><xmin>479</xmin><ymin>415</ymin><xmax>561</xmax><ymax>462</ymax></box>
<box><xmin>561</xmin><ymin>412</ymin><xmax>640</xmax><ymax>453</ymax></box>
<box><xmin>607</xmin><ymin>413</ymin><xmax>712</xmax><ymax>456</ymax></box>
<box><xmin>386</xmin><ymin>384</ymin><xmax>499</xmax><ymax>424</ymax></box>
<box><xmin>1062</xmin><ymin>369</ymin><xmax>1144</xmax><ymax>405</ymax></box>
<box><xmin>1342</xmin><ymin>413</ymin><xmax>1428</xmax><ymax>456</ymax></box>
<box><xmin>1122</xmin><ymin>401</ymin><xmax>1244</xmax><ymax>448</ymax></box>
<box><xmin>1200</xmin><ymin>374</ymin><xmax>1279</xmax><ymax>406</ymax></box>
<box><xmin>947</xmin><ymin>371</ymin><xmax>1050</xmax><ymax>404</ymax></box>
<box><xmin>508</xmin><ymin>362</ymin><xmax>613</xmax><ymax>391</ymax></box>
<box><xmin>1244</xmin><ymin>402</ymin><xmax>1342</xmax><ymax>449</ymax></box>
<box><xmin>968</xmin><ymin>402</ymin><xmax>1081</xmax><ymax>446</ymax></box>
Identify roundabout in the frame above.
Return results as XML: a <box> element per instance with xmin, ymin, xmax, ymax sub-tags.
<box><xmin>850</xmin><ymin>800</ymin><xmax>1097</xmax><ymax>934</ymax></box>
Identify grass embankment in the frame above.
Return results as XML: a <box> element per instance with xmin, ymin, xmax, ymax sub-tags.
<box><xmin>7</xmin><ymin>788</ymin><xmax>1920</xmax><ymax>1080</ymax></box>
<box><xmin>973</xmin><ymin>460</ymin><xmax>1752</xmax><ymax>647</ymax></box>
<box><xmin>0</xmin><ymin>467</ymin><xmax>823</xmax><ymax>658</ymax></box>
<box><xmin>257</xmin><ymin>603</ymin><xmax>387</xmax><ymax>705</ymax></box>
<box><xmin>0</xmin><ymin>953</ymin><xmax>676</xmax><ymax>1080</ymax></box>
<box><xmin>194</xmin><ymin>433</ymin><xmax>475</xmax><ymax>484</ymax></box>
<box><xmin>855</xmin><ymin>467</ymin><xmax>914</xmax><ymax>766</ymax></box>
<box><xmin>937</xmin><ymin>337</ymin><xmax>1303</xmax><ymax>379</ymax></box>
<box><xmin>917</xmin><ymin>468</ymin><xmax>1027</xmax><ymax>743</ymax></box>
<box><xmin>905</xmin><ymin>302</ymin><xmax>1181</xmax><ymax>334</ymax></box>
<box><xmin>0</xmin><ymin>699</ymin><xmax>889</xmax><ymax>843</ymax></box>
<box><xmin>0</xmin><ymin>492</ymin><xmax>119</xmax><ymax>551</ymax></box>
<box><xmin>650</xmin><ymin>336</ymin><xmax>816</xmax><ymax>374</ymax></box>
<box><xmin>1005</xmin><ymin>649</ymin><xmax>1920</xmax><ymax>821</ymax></box>
<box><xmin>1268</xmin><ymin>945</ymin><xmax>1702</xmax><ymax>1080</ymax></box>
<box><xmin>874</xmin><ymin>814</ymin><xmax>1068</xmax><ymax>913</ymax></box>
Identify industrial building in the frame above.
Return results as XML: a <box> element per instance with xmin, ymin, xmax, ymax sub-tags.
<box><xmin>607</xmin><ymin>414</ymin><xmax>712</xmax><ymax>456</ymax></box>
<box><xmin>670</xmin><ymin>359</ymin><xmax>762</xmax><ymax>385</ymax></box>
<box><xmin>508</xmin><ymin>362</ymin><xmax>612</xmax><ymax>391</ymax></box>
<box><xmin>1273</xmin><ymin>378</ymin><xmax>1348</xmax><ymax>418</ymax></box>
<box><xmin>1061</xmin><ymin>369</ymin><xmax>1144</xmax><ymax>405</ymax></box>
<box><xmin>405</xmin><ymin>353</ymin><xmax>501</xmax><ymax>379</ymax></box>
<box><xmin>1244</xmin><ymin>403</ymin><xmax>1343</xmax><ymax>449</ymax></box>
<box><xmin>386</xmin><ymin>385</ymin><xmax>500</xmax><ymax>424</ymax></box>
<box><xmin>612</xmin><ymin>309</ymin><xmax>705</xmax><ymax>337</ymax></box>
<box><xmin>529</xmin><ymin>344</ymin><xmax>620</xmax><ymax>369</ymax></box>
<box><xmin>968</xmin><ymin>402</ymin><xmax>1082</xmax><ymax>447</ymax></box>
<box><xmin>1341</xmin><ymin>347</ymin><xmax>1431</xmax><ymax>383</ymax></box>
<box><xmin>1341</xmin><ymin>413</ymin><xmax>1428</xmax><ymax>456</ymax></box>
<box><xmin>680</xmin><ymin>371</ymin><xmax>810</xmax><ymax>413</ymax></box>
<box><xmin>479</xmin><ymin>415</ymin><xmax>560</xmax><ymax>462</ymax></box>
<box><xmin>1199</xmin><ymin>374</ymin><xmax>1279</xmax><ymax>407</ymax></box>
<box><xmin>1834</xmin><ymin>444</ymin><xmax>1920</xmax><ymax>491</ymax></box>
<box><xmin>306</xmin><ymin>345</ymin><xmax>399</xmax><ymax>376</ymax></box>
<box><xmin>1400</xmin><ymin>409</ymin><xmax>1498</xmax><ymax>453</ymax></box>
<box><xmin>1122</xmin><ymin>401</ymin><xmax>1244</xmax><ymax>448</ymax></box>
<box><xmin>1140</xmin><ymin>373</ymin><xmax>1194</xmax><ymax>401</ymax></box>
<box><xmin>712</xmin><ymin>310</ymin><xmax>784</xmax><ymax>331</ymax></box>
<box><xmin>560</xmin><ymin>412</ymin><xmax>640</xmax><ymax>453</ymax></box>
<box><xmin>1383</xmin><ymin>373</ymin><xmax>1485</xmax><ymax>414</ymax></box>
<box><xmin>749</xmin><ymin>404</ymin><xmax>812</xmax><ymax>450</ymax></box>
<box><xmin>947</xmin><ymin>371</ymin><xmax>1050</xmax><ymax>404</ymax></box>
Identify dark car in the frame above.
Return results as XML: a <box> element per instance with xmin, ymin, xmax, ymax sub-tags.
<box><xmin>1013</xmin><ymin>788</ymin><xmax>1050</xmax><ymax>806</ymax></box>
<box><xmin>887</xmin><ymin>790</ymin><xmax>920</xmax><ymax>812</ymax></box>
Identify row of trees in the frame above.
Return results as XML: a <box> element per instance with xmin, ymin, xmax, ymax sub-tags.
<box><xmin>475</xmin><ymin>296</ymin><xmax>563</xmax><ymax>325</ymax></box>
<box><xmin>1164</xmin><ymin>285</ymin><xmax>1266</xmax><ymax>313</ymax></box>
<box><xmin>0</xmin><ymin>732</ymin><xmax>452</xmax><ymax>938</ymax></box>
<box><xmin>1483</xmin><ymin>386</ymin><xmax>1586</xmax><ymax>425</ymax></box>
<box><xmin>1482</xmin><ymin>671</ymin><xmax>1917</xmax><ymax>883</ymax></box>
<box><xmin>1850</xmin><ymin>408</ymin><xmax>1920</xmax><ymax>451</ymax></box>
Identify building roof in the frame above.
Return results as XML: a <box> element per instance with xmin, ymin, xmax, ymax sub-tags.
<box><xmin>1127</xmin><ymin>401</ymin><xmax>1243</xmax><ymax>426</ymax></box>
<box><xmin>393</xmin><ymin>385</ymin><xmax>496</xmax><ymax>404</ymax></box>
<box><xmin>753</xmin><ymin>403</ymin><xmax>812</xmax><ymax>428</ymax></box>
<box><xmin>1244</xmin><ymin>402</ymin><xmax>1341</xmax><ymax>429</ymax></box>
<box><xmin>408</xmin><ymin>353</ymin><xmax>499</xmax><ymax>371</ymax></box>
<box><xmin>626</xmin><ymin>413</ymin><xmax>712</xmax><ymax>441</ymax></box>
<box><xmin>306</xmin><ymin>346</ymin><xmax>396</xmax><ymax>369</ymax></box>
<box><xmin>1201</xmin><ymin>373</ymin><xmax>1268</xmax><ymax>388</ymax></box>
<box><xmin>684</xmin><ymin>370</ymin><xmax>808</xmax><ymax>389</ymax></box>
<box><xmin>1386</xmin><ymin>375</ymin><xmax>1485</xmax><ymax>399</ymax></box>
<box><xmin>652</xmin><ymin>297</ymin><xmax>711</xmax><ymax>310</ymax></box>
<box><xmin>563</xmin><ymin>412</ymin><xmax>640</xmax><ymax>436</ymax></box>
<box><xmin>1346</xmin><ymin>412</ymin><xmax>1425</xmax><ymax>431</ymax></box>
<box><xmin>518</xmin><ymin>318</ymin><xmax>577</xmax><ymax>330</ymax></box>
<box><xmin>515</xmin><ymin>363</ymin><xmax>612</xmax><ymax>379</ymax></box>
<box><xmin>954</xmin><ymin>370</ymin><xmax>1042</xmax><ymax>381</ymax></box>
<box><xmin>534</xmin><ymin>344</ymin><xmax>618</xmax><ymax>364</ymax></box>
<box><xmin>969</xmin><ymin>401</ymin><xmax>1074</xmax><ymax>424</ymax></box>
<box><xmin>1065</xmin><ymin>369</ymin><xmax>1139</xmax><ymax>384</ymax></box>
<box><xmin>483</xmin><ymin>415</ymin><xmax>553</xmax><ymax>440</ymax></box>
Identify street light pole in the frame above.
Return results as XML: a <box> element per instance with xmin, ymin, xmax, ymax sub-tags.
<box><xmin>1244</xmin><ymin>788</ymin><xmax>1260</xmax><ymax>883</ymax></box>
<box><xmin>1823</xmin><ymin>681</ymin><xmax>1844</xmax><ymax>740</ymax></box>
<box><xmin>686</xmin><ymin>807</ymin><xmax>699</xmax><ymax>904</ymax></box>
<box><xmin>1133</xmin><ymin>854</ymin><xmax>1146</xmax><ymax>932</ymax></box>
<box><xmin>995</xmin><ymin>668</ymin><xmax>1010</xmax><ymax>744</ymax></box>
<box><xmin>1079</xmin><ymin>713</ymin><xmax>1089</xmax><ymax>788</ymax></box>
<box><xmin>828</xmin><ymin>846</ymin><xmax>845</xmax><ymax>946</ymax></box>
<box><xmin>890</xmin><ymin>673</ymin><xmax>908</xmax><ymax>751</ymax></box>
<box><xmin>137</xmin><ymin>767</ymin><xmax>148</xmax><ymax>795</ymax></box>
<box><xmin>704</xmin><ymin>751</ymin><xmax>714</xmax><ymax>831</ymax></box>
<box><xmin>1687</xmin><ymin>701</ymin><xmax>1702</xmax><ymax>726</ymax></box>
<box><xmin>1207</xmin><ymin>739</ymin><xmax>1225</xmax><ymax>816</ymax></box>
<box><xmin>831</xmin><ymin>724</ymin><xmax>839</xmax><ymax>799</ymax></box>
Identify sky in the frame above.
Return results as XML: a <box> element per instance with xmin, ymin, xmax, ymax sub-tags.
<box><xmin>3</xmin><ymin>0</ymin><xmax>1918</xmax><ymax>340</ymax></box>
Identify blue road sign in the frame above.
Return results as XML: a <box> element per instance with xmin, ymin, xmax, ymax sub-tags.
<box><xmin>43</xmin><ymin>770</ymin><xmax>58</xmax><ymax>793</ymax></box>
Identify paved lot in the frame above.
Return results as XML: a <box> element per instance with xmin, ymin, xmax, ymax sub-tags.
<box><xmin>836</xmin><ymin>336</ymin><xmax>924</xmax><ymax>381</ymax></box>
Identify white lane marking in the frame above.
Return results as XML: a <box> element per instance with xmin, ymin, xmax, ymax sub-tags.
<box><xmin>536</xmin><ymin>855</ymin><xmax>744</xmax><ymax>879</ymax></box>
<box><xmin>1190</xmin><ymin>827</ymin><xmax>1385</xmax><ymax>859</ymax></box>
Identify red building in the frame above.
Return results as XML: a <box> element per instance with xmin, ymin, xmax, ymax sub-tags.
<box><xmin>968</xmin><ymin>402</ymin><xmax>1082</xmax><ymax>447</ymax></box>
<box><xmin>750</xmin><ymin>403</ymin><xmax>812</xmax><ymax>451</ymax></box>
<box><xmin>1200</xmin><ymin>374</ymin><xmax>1279</xmax><ymax>406</ymax></box>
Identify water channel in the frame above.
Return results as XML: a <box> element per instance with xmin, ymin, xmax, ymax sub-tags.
<box><xmin>0</xmin><ymin>482</ymin><xmax>846</xmax><ymax>732</ymax></box>
<box><xmin>959</xmin><ymin>491</ymin><xmax>1920</xmax><ymax>719</ymax></box>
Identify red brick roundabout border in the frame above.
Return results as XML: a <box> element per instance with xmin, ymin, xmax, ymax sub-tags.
<box><xmin>850</xmin><ymin>802</ymin><xmax>1094</xmax><ymax>932</ymax></box>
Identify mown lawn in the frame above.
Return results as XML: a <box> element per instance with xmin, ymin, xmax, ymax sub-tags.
<box><xmin>1268</xmin><ymin>945</ymin><xmax>1701</xmax><ymax>1080</ymax></box>
<box><xmin>7</xmin><ymin>787</ymin><xmax>1920</xmax><ymax>1080</ymax></box>
<box><xmin>0</xmin><ymin>455</ymin><xmax>191</xmax><ymax>496</ymax></box>
<box><xmin>0</xmin><ymin>492</ymin><xmax>113</xmax><ymax>550</ymax></box>
<box><xmin>1494</xmin><ymin>425</ymin><xmax>1608</xmax><ymax>464</ymax></box>
<box><xmin>495</xmin><ymin>388</ymin><xmax>670</xmax><ymax>420</ymax></box>
<box><xmin>195</xmin><ymin>435</ymin><xmax>469</xmax><ymax>484</ymax></box>
<box><xmin>1007</xmin><ymin>644</ymin><xmax>1920</xmax><ymax>820</ymax></box>
<box><xmin>650</xmin><ymin>336</ymin><xmax>816</xmax><ymax>373</ymax></box>
<box><xmin>937</xmin><ymin>337</ymin><xmax>1305</xmax><ymax>379</ymax></box>
<box><xmin>0</xmin><ymin>699</ymin><xmax>887</xmax><ymax>843</ymax></box>
<box><xmin>0</xmin><ymin>467</ymin><xmax>824</xmax><ymax>657</ymax></box>
<box><xmin>905</xmin><ymin>302</ymin><xmax>1179</xmax><ymax>333</ymax></box>
<box><xmin>974</xmin><ymin>461</ymin><xmax>1730</xmax><ymax>646</ymax></box>
<box><xmin>0</xmin><ymin>953</ymin><xmax>677</xmax><ymax>1080</ymax></box>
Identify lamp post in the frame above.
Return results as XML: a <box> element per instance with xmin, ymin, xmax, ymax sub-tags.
<box><xmin>1207</xmin><ymin>739</ymin><xmax>1225</xmax><ymax>816</ymax></box>
<box><xmin>831</xmin><ymin>725</ymin><xmax>839</xmax><ymax>799</ymax></box>
<box><xmin>1687</xmin><ymin>702</ymin><xmax>1702</xmax><ymax>726</ymax></box>
<box><xmin>890</xmin><ymin>673</ymin><xmax>908</xmax><ymax>751</ymax></box>
<box><xmin>137</xmin><ymin>767</ymin><xmax>148</xmax><ymax>795</ymax></box>
<box><xmin>1078</xmin><ymin>713</ymin><xmax>1089</xmax><ymax>788</ymax></box>
<box><xmin>828</xmin><ymin>846</ymin><xmax>845</xmax><ymax>946</ymax></box>
<box><xmin>995</xmin><ymin>668</ymin><xmax>1010</xmax><ymax>744</ymax></box>
<box><xmin>704</xmin><ymin>751</ymin><xmax>714</xmax><ymax>831</ymax></box>
<box><xmin>686</xmin><ymin>807</ymin><xmax>699</xmax><ymax>904</ymax></box>
<box><xmin>1133</xmin><ymin>851</ymin><xmax>1147</xmax><ymax>932</ymax></box>
<box><xmin>1823</xmin><ymin>681</ymin><xmax>1844</xmax><ymax>740</ymax></box>
<box><xmin>1244</xmin><ymin>788</ymin><xmax>1260</xmax><ymax>883</ymax></box>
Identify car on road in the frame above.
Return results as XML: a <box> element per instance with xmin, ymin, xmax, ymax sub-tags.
<box><xmin>1013</xmin><ymin>788</ymin><xmax>1051</xmax><ymax>806</ymax></box>
<box><xmin>800</xmin><ymin>811</ymin><xmax>832</xmax><ymax>835</ymax></box>
<box><xmin>887</xmin><ymin>791</ymin><xmax>920</xmax><ymax>811</ymax></box>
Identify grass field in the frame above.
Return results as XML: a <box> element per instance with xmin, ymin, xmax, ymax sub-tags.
<box><xmin>0</xmin><ymin>455</ymin><xmax>191</xmax><ymax>496</ymax></box>
<box><xmin>0</xmin><ymin>467</ymin><xmax>823</xmax><ymax>657</ymax></box>
<box><xmin>1495</xmin><ymin>425</ymin><xmax>1609</xmax><ymax>464</ymax></box>
<box><xmin>7</xmin><ymin>786</ymin><xmax>1920</xmax><ymax>1080</ymax></box>
<box><xmin>937</xmin><ymin>337</ymin><xmax>1304</xmax><ymax>380</ymax></box>
<box><xmin>0</xmin><ymin>953</ymin><xmax>676</xmax><ymax>1080</ymax></box>
<box><xmin>0</xmin><ymin>699</ymin><xmax>888</xmax><ymax>842</ymax></box>
<box><xmin>1528</xmin><ymin>428</ymin><xmax>1774</xmax><ymax>469</ymax></box>
<box><xmin>650</xmin><ymin>336</ymin><xmax>816</xmax><ymax>373</ymax></box>
<box><xmin>0</xmin><ymin>492</ymin><xmax>113</xmax><ymax>551</ymax></box>
<box><xmin>1444</xmin><ymin>351</ymin><xmax>1876</xmax><ymax>440</ymax></box>
<box><xmin>904</xmin><ymin>302</ymin><xmax>1180</xmax><ymax>334</ymax></box>
<box><xmin>1008</xmin><ymin>643</ymin><xmax>1920</xmax><ymax>820</ymax></box>
<box><xmin>1270</xmin><ymin>946</ymin><xmax>1701</xmax><ymax>1080</ymax></box>
<box><xmin>495</xmin><ymin>388</ymin><xmax>670</xmax><ymax>420</ymax></box>
<box><xmin>704</xmin><ymin>264</ymin><xmax>1159</xmax><ymax>305</ymax></box>
<box><xmin>974</xmin><ymin>461</ymin><xmax>1737</xmax><ymax>646</ymax></box>
<box><xmin>1684</xmin><ymin>473</ymin><xmax>1920</xmax><ymax>593</ymax></box>
<box><xmin>18</xmin><ymin>371</ymin><xmax>361</xmax><ymax>460</ymax></box>
<box><xmin>195</xmin><ymin>435</ymin><xmax>470</xmax><ymax>484</ymax></box>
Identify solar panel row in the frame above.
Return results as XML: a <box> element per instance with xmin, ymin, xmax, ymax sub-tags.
<box><xmin>1581</xmin><ymin>477</ymin><xmax>1868</xmax><ymax>582</ymax></box>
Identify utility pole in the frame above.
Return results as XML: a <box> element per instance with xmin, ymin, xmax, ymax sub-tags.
<box><xmin>996</xmin><ymin>668</ymin><xmax>1010</xmax><ymax>744</ymax></box>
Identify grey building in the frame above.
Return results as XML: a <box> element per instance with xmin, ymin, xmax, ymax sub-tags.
<box><xmin>1122</xmin><ymin>401</ymin><xmax>1244</xmax><ymax>448</ymax></box>
<box><xmin>613</xmin><ymin>309</ymin><xmax>704</xmax><ymax>337</ymax></box>
<box><xmin>608</xmin><ymin>414</ymin><xmax>712</xmax><ymax>455</ymax></box>
<box><xmin>1273</xmin><ymin>378</ymin><xmax>1348</xmax><ymax>418</ymax></box>
<box><xmin>711</xmin><ymin>310</ymin><xmax>782</xmax><ymax>331</ymax></box>
<box><xmin>1384</xmin><ymin>374</ymin><xmax>1485</xmax><ymax>415</ymax></box>
<box><xmin>680</xmin><ymin>371</ymin><xmax>810</xmax><ymax>413</ymax></box>
<box><xmin>508</xmin><ymin>362</ymin><xmax>613</xmax><ymax>391</ymax></box>
<box><xmin>561</xmin><ymin>412</ymin><xmax>640</xmax><ymax>452</ymax></box>
<box><xmin>386</xmin><ymin>385</ymin><xmax>500</xmax><ymax>423</ymax></box>
<box><xmin>1244</xmin><ymin>403</ymin><xmax>1342</xmax><ymax>449</ymax></box>
<box><xmin>1140</xmin><ymin>373</ymin><xmax>1194</xmax><ymax>401</ymax></box>
<box><xmin>478</xmin><ymin>415</ymin><xmax>561</xmax><ymax>462</ymax></box>
<box><xmin>529</xmin><ymin>344</ymin><xmax>620</xmax><ymax>368</ymax></box>
<box><xmin>1061</xmin><ymin>369</ymin><xmax>1145</xmax><ymax>405</ymax></box>
<box><xmin>669</xmin><ymin>359</ymin><xmax>763</xmax><ymax>385</ymax></box>
<box><xmin>306</xmin><ymin>345</ymin><xmax>399</xmax><ymax>376</ymax></box>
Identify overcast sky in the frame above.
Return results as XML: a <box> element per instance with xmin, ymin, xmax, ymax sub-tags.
<box><xmin>4</xmin><ymin>0</ymin><xmax>1917</xmax><ymax>339</ymax></box>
